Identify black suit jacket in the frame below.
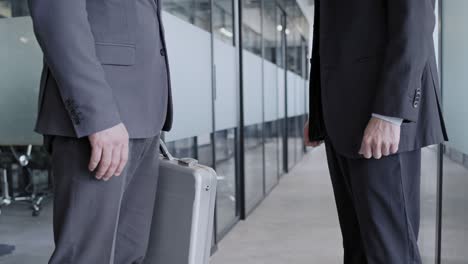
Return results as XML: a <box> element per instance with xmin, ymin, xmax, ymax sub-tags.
<box><xmin>309</xmin><ymin>0</ymin><xmax>448</xmax><ymax>158</ymax></box>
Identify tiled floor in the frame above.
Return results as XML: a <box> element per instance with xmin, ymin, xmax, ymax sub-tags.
<box><xmin>211</xmin><ymin>146</ymin><xmax>468</xmax><ymax>264</ymax></box>
<box><xmin>210</xmin><ymin>146</ymin><xmax>341</xmax><ymax>264</ymax></box>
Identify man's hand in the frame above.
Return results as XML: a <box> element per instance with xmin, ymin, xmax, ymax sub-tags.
<box><xmin>304</xmin><ymin>121</ymin><xmax>323</xmax><ymax>147</ymax></box>
<box><xmin>359</xmin><ymin>117</ymin><xmax>400</xmax><ymax>159</ymax></box>
<box><xmin>88</xmin><ymin>123</ymin><xmax>129</xmax><ymax>181</ymax></box>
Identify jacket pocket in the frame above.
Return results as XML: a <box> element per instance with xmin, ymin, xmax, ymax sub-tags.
<box><xmin>95</xmin><ymin>42</ymin><xmax>136</xmax><ymax>66</ymax></box>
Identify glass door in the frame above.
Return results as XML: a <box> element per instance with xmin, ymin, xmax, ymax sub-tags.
<box><xmin>210</xmin><ymin>0</ymin><xmax>239</xmax><ymax>239</ymax></box>
<box><xmin>417</xmin><ymin>1</ymin><xmax>440</xmax><ymax>262</ymax></box>
<box><xmin>440</xmin><ymin>1</ymin><xmax>468</xmax><ymax>262</ymax></box>
<box><xmin>286</xmin><ymin>20</ymin><xmax>299</xmax><ymax>171</ymax></box>
<box><xmin>241</xmin><ymin>0</ymin><xmax>265</xmax><ymax>215</ymax></box>
<box><xmin>277</xmin><ymin>8</ymin><xmax>288</xmax><ymax>175</ymax></box>
<box><xmin>262</xmin><ymin>0</ymin><xmax>281</xmax><ymax>193</ymax></box>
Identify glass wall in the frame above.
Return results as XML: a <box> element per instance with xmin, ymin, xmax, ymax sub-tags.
<box><xmin>284</xmin><ymin>3</ymin><xmax>308</xmax><ymax>171</ymax></box>
<box><xmin>440</xmin><ymin>1</ymin><xmax>468</xmax><ymax>262</ymax></box>
<box><xmin>0</xmin><ymin>0</ymin><xmax>42</xmax><ymax>146</ymax></box>
<box><xmin>240</xmin><ymin>0</ymin><xmax>309</xmax><ymax>214</ymax></box>
<box><xmin>0</xmin><ymin>0</ymin><xmax>29</xmax><ymax>18</ymax></box>
<box><xmin>211</xmin><ymin>0</ymin><xmax>239</xmax><ymax>238</ymax></box>
<box><xmin>417</xmin><ymin>3</ymin><xmax>440</xmax><ymax>263</ymax></box>
<box><xmin>162</xmin><ymin>0</ymin><xmax>211</xmax><ymax>31</ymax></box>
<box><xmin>241</xmin><ymin>0</ymin><xmax>265</xmax><ymax>213</ymax></box>
<box><xmin>262</xmin><ymin>0</ymin><xmax>280</xmax><ymax>192</ymax></box>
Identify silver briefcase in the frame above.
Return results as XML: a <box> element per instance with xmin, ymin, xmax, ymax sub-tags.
<box><xmin>143</xmin><ymin>139</ymin><xmax>217</xmax><ymax>264</ymax></box>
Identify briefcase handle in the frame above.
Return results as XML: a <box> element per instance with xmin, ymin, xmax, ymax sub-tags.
<box><xmin>159</xmin><ymin>139</ymin><xmax>175</xmax><ymax>161</ymax></box>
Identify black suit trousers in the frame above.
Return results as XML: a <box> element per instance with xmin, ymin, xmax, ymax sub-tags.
<box><xmin>325</xmin><ymin>139</ymin><xmax>422</xmax><ymax>264</ymax></box>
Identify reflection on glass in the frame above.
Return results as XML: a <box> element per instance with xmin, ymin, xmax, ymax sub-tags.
<box><xmin>263</xmin><ymin>0</ymin><xmax>277</xmax><ymax>64</ymax></box>
<box><xmin>214</xmin><ymin>129</ymin><xmax>238</xmax><ymax>235</ymax></box>
<box><xmin>295</xmin><ymin>114</ymin><xmax>305</xmax><ymax>160</ymax></box>
<box><xmin>276</xmin><ymin>7</ymin><xmax>286</xmax><ymax>69</ymax></box>
<box><xmin>418</xmin><ymin>147</ymin><xmax>438</xmax><ymax>263</ymax></box>
<box><xmin>242</xmin><ymin>0</ymin><xmax>261</xmax><ymax>56</ymax></box>
<box><xmin>276</xmin><ymin>7</ymin><xmax>286</xmax><ymax>175</ymax></box>
<box><xmin>262</xmin><ymin>0</ymin><xmax>279</xmax><ymax>191</ymax></box>
<box><xmin>0</xmin><ymin>0</ymin><xmax>29</xmax><ymax>18</ymax></box>
<box><xmin>196</xmin><ymin>134</ymin><xmax>213</xmax><ymax>167</ymax></box>
<box><xmin>287</xmin><ymin>116</ymin><xmax>296</xmax><ymax>169</ymax></box>
<box><xmin>243</xmin><ymin>124</ymin><xmax>264</xmax><ymax>212</ymax></box>
<box><xmin>440</xmin><ymin>1</ymin><xmax>468</xmax><ymax>262</ymax></box>
<box><xmin>166</xmin><ymin>137</ymin><xmax>197</xmax><ymax>159</ymax></box>
<box><xmin>264</xmin><ymin>121</ymin><xmax>279</xmax><ymax>191</ymax></box>
<box><xmin>213</xmin><ymin>0</ymin><xmax>234</xmax><ymax>45</ymax></box>
<box><xmin>162</xmin><ymin>0</ymin><xmax>211</xmax><ymax>31</ymax></box>
<box><xmin>242</xmin><ymin>0</ymin><xmax>264</xmax><ymax>213</ymax></box>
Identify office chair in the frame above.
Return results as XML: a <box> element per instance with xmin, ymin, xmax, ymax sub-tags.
<box><xmin>0</xmin><ymin>145</ymin><xmax>51</xmax><ymax>216</ymax></box>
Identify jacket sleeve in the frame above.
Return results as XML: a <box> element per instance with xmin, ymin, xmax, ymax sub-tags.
<box><xmin>29</xmin><ymin>0</ymin><xmax>122</xmax><ymax>138</ymax></box>
<box><xmin>372</xmin><ymin>0</ymin><xmax>436</xmax><ymax>122</ymax></box>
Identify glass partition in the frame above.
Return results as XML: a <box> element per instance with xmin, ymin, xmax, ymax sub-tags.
<box><xmin>418</xmin><ymin>2</ymin><xmax>441</xmax><ymax>262</ymax></box>
<box><xmin>0</xmin><ymin>2</ymin><xmax>42</xmax><ymax>145</ymax></box>
<box><xmin>0</xmin><ymin>0</ymin><xmax>29</xmax><ymax>18</ymax></box>
<box><xmin>440</xmin><ymin>1</ymin><xmax>468</xmax><ymax>262</ymax></box>
<box><xmin>213</xmin><ymin>0</ymin><xmax>235</xmax><ymax>45</ymax></box>
<box><xmin>211</xmin><ymin>0</ymin><xmax>239</xmax><ymax>238</ymax></box>
<box><xmin>262</xmin><ymin>0</ymin><xmax>280</xmax><ymax>192</ymax></box>
<box><xmin>241</xmin><ymin>0</ymin><xmax>265</xmax><ymax>213</ymax></box>
<box><xmin>162</xmin><ymin>0</ymin><xmax>211</xmax><ymax>31</ymax></box>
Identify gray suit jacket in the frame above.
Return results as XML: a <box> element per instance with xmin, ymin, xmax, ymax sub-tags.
<box><xmin>29</xmin><ymin>0</ymin><xmax>173</xmax><ymax>139</ymax></box>
<box><xmin>309</xmin><ymin>0</ymin><xmax>448</xmax><ymax>158</ymax></box>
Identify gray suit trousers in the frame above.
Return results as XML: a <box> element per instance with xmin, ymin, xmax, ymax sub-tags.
<box><xmin>325</xmin><ymin>139</ymin><xmax>422</xmax><ymax>264</ymax></box>
<box><xmin>47</xmin><ymin>135</ymin><xmax>160</xmax><ymax>264</ymax></box>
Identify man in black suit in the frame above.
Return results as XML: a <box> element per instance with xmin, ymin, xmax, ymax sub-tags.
<box><xmin>304</xmin><ymin>0</ymin><xmax>448</xmax><ymax>263</ymax></box>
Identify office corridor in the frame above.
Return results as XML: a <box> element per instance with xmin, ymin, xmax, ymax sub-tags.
<box><xmin>210</xmin><ymin>144</ymin><xmax>465</xmax><ymax>264</ymax></box>
<box><xmin>211</xmin><ymin>146</ymin><xmax>343</xmax><ymax>264</ymax></box>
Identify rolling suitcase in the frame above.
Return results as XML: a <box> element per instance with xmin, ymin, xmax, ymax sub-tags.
<box><xmin>143</xmin><ymin>139</ymin><xmax>217</xmax><ymax>264</ymax></box>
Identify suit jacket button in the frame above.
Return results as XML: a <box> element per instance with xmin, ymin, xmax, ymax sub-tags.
<box><xmin>413</xmin><ymin>102</ymin><xmax>419</xmax><ymax>108</ymax></box>
<box><xmin>160</xmin><ymin>48</ymin><xmax>166</xmax><ymax>56</ymax></box>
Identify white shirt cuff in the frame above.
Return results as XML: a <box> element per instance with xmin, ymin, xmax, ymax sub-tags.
<box><xmin>372</xmin><ymin>113</ymin><xmax>404</xmax><ymax>126</ymax></box>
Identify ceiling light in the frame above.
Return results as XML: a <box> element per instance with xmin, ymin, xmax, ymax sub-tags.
<box><xmin>219</xmin><ymin>27</ymin><xmax>234</xmax><ymax>38</ymax></box>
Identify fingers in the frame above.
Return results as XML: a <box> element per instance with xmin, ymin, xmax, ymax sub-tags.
<box><xmin>359</xmin><ymin>117</ymin><xmax>401</xmax><ymax>159</ymax></box>
<box><xmin>115</xmin><ymin>142</ymin><xmax>129</xmax><ymax>176</ymax></box>
<box><xmin>103</xmin><ymin>145</ymin><xmax>121</xmax><ymax>181</ymax></box>
<box><xmin>372</xmin><ymin>141</ymin><xmax>382</xmax><ymax>159</ymax></box>
<box><xmin>390</xmin><ymin>143</ymin><xmax>399</xmax><ymax>155</ymax></box>
<box><xmin>360</xmin><ymin>139</ymin><xmax>399</xmax><ymax>159</ymax></box>
<box><xmin>359</xmin><ymin>137</ymin><xmax>373</xmax><ymax>159</ymax></box>
<box><xmin>95</xmin><ymin>145</ymin><xmax>113</xmax><ymax>180</ymax></box>
<box><xmin>381</xmin><ymin>142</ymin><xmax>390</xmax><ymax>157</ymax></box>
<box><xmin>89</xmin><ymin>144</ymin><xmax>102</xmax><ymax>172</ymax></box>
<box><xmin>359</xmin><ymin>138</ymin><xmax>384</xmax><ymax>159</ymax></box>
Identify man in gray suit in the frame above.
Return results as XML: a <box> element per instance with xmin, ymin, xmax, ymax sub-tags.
<box><xmin>305</xmin><ymin>0</ymin><xmax>448</xmax><ymax>263</ymax></box>
<box><xmin>28</xmin><ymin>0</ymin><xmax>173</xmax><ymax>263</ymax></box>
